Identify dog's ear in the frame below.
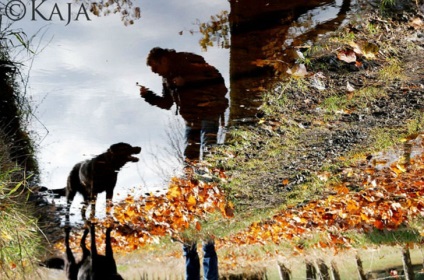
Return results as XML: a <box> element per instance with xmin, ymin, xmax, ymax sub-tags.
<box><xmin>39</xmin><ymin>257</ymin><xmax>65</xmax><ymax>270</ymax></box>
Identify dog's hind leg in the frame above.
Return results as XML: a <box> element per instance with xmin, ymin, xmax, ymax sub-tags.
<box><xmin>67</xmin><ymin>163</ymin><xmax>82</xmax><ymax>224</ymax></box>
<box><xmin>89</xmin><ymin>194</ymin><xmax>97</xmax><ymax>219</ymax></box>
<box><xmin>81</xmin><ymin>201</ymin><xmax>88</xmax><ymax>221</ymax></box>
<box><xmin>80</xmin><ymin>193</ymin><xmax>90</xmax><ymax>221</ymax></box>
<box><xmin>65</xmin><ymin>189</ymin><xmax>76</xmax><ymax>226</ymax></box>
<box><xmin>64</xmin><ymin>226</ymin><xmax>84</xmax><ymax>280</ymax></box>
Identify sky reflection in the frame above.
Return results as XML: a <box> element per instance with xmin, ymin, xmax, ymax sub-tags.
<box><xmin>11</xmin><ymin>0</ymin><xmax>230</xmax><ymax>217</ymax></box>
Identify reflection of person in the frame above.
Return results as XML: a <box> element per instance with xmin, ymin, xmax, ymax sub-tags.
<box><xmin>184</xmin><ymin>241</ymin><xmax>218</xmax><ymax>280</ymax></box>
<box><xmin>138</xmin><ymin>47</ymin><xmax>228</xmax><ymax>160</ymax></box>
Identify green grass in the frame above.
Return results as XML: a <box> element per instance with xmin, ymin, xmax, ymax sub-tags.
<box><xmin>0</xmin><ymin>132</ymin><xmax>44</xmax><ymax>279</ymax></box>
<box><xmin>321</xmin><ymin>94</ymin><xmax>349</xmax><ymax>113</ymax></box>
<box><xmin>378</xmin><ymin>58</ymin><xmax>406</xmax><ymax>82</ymax></box>
<box><xmin>368</xmin><ymin>127</ymin><xmax>403</xmax><ymax>152</ymax></box>
<box><xmin>320</xmin><ymin>86</ymin><xmax>388</xmax><ymax>115</ymax></box>
<box><xmin>407</xmin><ymin>111</ymin><xmax>424</xmax><ymax>134</ymax></box>
<box><xmin>0</xmin><ymin>30</ymin><xmax>46</xmax><ymax>279</ymax></box>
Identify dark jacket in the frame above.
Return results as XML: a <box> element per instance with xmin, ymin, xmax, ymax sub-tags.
<box><xmin>142</xmin><ymin>52</ymin><xmax>228</xmax><ymax>122</ymax></box>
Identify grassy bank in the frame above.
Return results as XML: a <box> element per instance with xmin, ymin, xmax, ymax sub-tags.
<box><xmin>206</xmin><ymin>0</ymin><xmax>424</xmax><ymax>220</ymax></box>
<box><xmin>0</xmin><ymin>137</ymin><xmax>44</xmax><ymax>278</ymax></box>
<box><xmin>0</xmin><ymin>29</ymin><xmax>46</xmax><ymax>278</ymax></box>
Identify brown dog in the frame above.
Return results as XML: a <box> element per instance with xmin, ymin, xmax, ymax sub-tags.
<box><xmin>65</xmin><ymin>142</ymin><xmax>141</xmax><ymax>220</ymax></box>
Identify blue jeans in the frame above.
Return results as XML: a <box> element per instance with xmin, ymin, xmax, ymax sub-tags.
<box><xmin>184</xmin><ymin>116</ymin><xmax>220</xmax><ymax>160</ymax></box>
<box><xmin>183</xmin><ymin>242</ymin><xmax>218</xmax><ymax>280</ymax></box>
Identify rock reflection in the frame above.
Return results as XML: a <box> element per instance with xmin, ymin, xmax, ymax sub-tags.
<box><xmin>138</xmin><ymin>47</ymin><xmax>228</xmax><ymax>161</ymax></box>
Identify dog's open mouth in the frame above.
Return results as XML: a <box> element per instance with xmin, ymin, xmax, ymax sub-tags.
<box><xmin>128</xmin><ymin>155</ymin><xmax>139</xmax><ymax>162</ymax></box>
<box><xmin>128</xmin><ymin>147</ymin><xmax>141</xmax><ymax>162</ymax></box>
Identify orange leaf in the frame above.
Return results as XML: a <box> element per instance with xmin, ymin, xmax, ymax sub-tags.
<box><xmin>195</xmin><ymin>221</ymin><xmax>202</xmax><ymax>231</ymax></box>
<box><xmin>187</xmin><ymin>195</ymin><xmax>197</xmax><ymax>207</ymax></box>
<box><xmin>167</xmin><ymin>186</ymin><xmax>181</xmax><ymax>199</ymax></box>
<box><xmin>335</xmin><ymin>185</ymin><xmax>350</xmax><ymax>195</ymax></box>
<box><xmin>374</xmin><ymin>219</ymin><xmax>384</xmax><ymax>230</ymax></box>
<box><xmin>224</xmin><ymin>203</ymin><xmax>234</xmax><ymax>218</ymax></box>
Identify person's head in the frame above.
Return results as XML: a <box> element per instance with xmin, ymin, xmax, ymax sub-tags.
<box><xmin>146</xmin><ymin>47</ymin><xmax>176</xmax><ymax>76</ymax></box>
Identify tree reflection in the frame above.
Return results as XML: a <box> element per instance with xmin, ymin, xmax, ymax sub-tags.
<box><xmin>186</xmin><ymin>0</ymin><xmax>354</xmax><ymax>123</ymax></box>
<box><xmin>191</xmin><ymin>11</ymin><xmax>230</xmax><ymax>51</ymax></box>
<box><xmin>77</xmin><ymin>0</ymin><xmax>141</xmax><ymax>25</ymax></box>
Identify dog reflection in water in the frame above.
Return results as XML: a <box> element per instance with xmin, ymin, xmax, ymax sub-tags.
<box><xmin>55</xmin><ymin>142</ymin><xmax>141</xmax><ymax>221</ymax></box>
<box><xmin>41</xmin><ymin>223</ymin><xmax>123</xmax><ymax>280</ymax></box>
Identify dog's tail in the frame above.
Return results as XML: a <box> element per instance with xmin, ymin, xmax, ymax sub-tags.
<box><xmin>37</xmin><ymin>187</ymin><xmax>66</xmax><ymax>197</ymax></box>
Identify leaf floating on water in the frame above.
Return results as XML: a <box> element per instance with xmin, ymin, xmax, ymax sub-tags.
<box><xmin>252</xmin><ymin>59</ymin><xmax>269</xmax><ymax>67</ymax></box>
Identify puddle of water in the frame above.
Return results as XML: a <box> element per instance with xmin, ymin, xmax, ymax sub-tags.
<box><xmin>10</xmin><ymin>0</ymin><xmax>356</xmax><ymax>224</ymax></box>
<box><xmin>13</xmin><ymin>0</ymin><xmax>230</xmax><ymax>222</ymax></box>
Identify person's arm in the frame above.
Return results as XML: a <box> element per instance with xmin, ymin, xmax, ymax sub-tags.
<box><xmin>139</xmin><ymin>81</ymin><xmax>174</xmax><ymax>110</ymax></box>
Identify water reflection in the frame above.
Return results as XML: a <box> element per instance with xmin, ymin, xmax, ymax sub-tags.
<box><xmin>227</xmin><ymin>0</ymin><xmax>352</xmax><ymax>123</ymax></box>
<box><xmin>19</xmin><ymin>0</ymin><xmax>230</xmax><ymax>219</ymax></box>
<box><xmin>14</xmin><ymin>0</ymin><xmax>363</xmax><ymax>275</ymax></box>
<box><xmin>41</xmin><ymin>223</ymin><xmax>123</xmax><ymax>280</ymax></box>
<box><xmin>64</xmin><ymin>142</ymin><xmax>141</xmax><ymax>223</ymax></box>
<box><xmin>138</xmin><ymin>47</ymin><xmax>228</xmax><ymax>161</ymax></box>
<box><xmin>22</xmin><ymin>0</ymin><xmax>357</xmax><ymax>216</ymax></box>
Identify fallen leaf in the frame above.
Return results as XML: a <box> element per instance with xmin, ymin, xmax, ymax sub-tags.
<box><xmin>410</xmin><ymin>17</ymin><xmax>423</xmax><ymax>29</ymax></box>
<box><xmin>337</xmin><ymin>49</ymin><xmax>356</xmax><ymax>63</ymax></box>
<box><xmin>286</xmin><ymin>64</ymin><xmax>308</xmax><ymax>77</ymax></box>
<box><xmin>362</xmin><ymin>42</ymin><xmax>379</xmax><ymax>59</ymax></box>
<box><xmin>195</xmin><ymin>221</ymin><xmax>202</xmax><ymax>231</ymax></box>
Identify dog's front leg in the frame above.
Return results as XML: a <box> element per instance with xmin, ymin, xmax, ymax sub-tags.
<box><xmin>65</xmin><ymin>202</ymin><xmax>71</xmax><ymax>226</ymax></box>
<box><xmin>81</xmin><ymin>201</ymin><xmax>88</xmax><ymax>221</ymax></box>
<box><xmin>89</xmin><ymin>194</ymin><xmax>97</xmax><ymax>219</ymax></box>
<box><xmin>80</xmin><ymin>226</ymin><xmax>90</xmax><ymax>256</ymax></box>
<box><xmin>106</xmin><ymin>191</ymin><xmax>114</xmax><ymax>218</ymax></box>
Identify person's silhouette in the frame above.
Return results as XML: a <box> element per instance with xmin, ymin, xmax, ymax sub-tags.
<box><xmin>139</xmin><ymin>47</ymin><xmax>228</xmax><ymax>160</ymax></box>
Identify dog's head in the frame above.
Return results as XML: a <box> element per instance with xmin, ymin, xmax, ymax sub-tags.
<box><xmin>108</xmin><ymin>142</ymin><xmax>141</xmax><ymax>163</ymax></box>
